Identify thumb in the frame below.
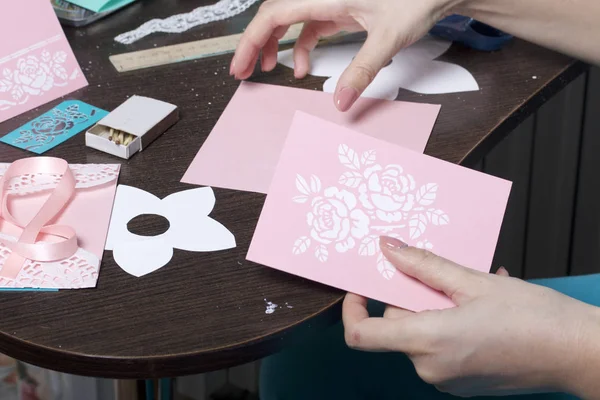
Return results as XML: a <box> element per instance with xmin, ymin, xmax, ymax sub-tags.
<box><xmin>333</xmin><ymin>29</ymin><xmax>400</xmax><ymax>112</ymax></box>
<box><xmin>379</xmin><ymin>236</ymin><xmax>481</xmax><ymax>304</ymax></box>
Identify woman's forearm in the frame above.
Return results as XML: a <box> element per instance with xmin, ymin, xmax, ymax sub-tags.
<box><xmin>560</xmin><ymin>304</ymin><xmax>600</xmax><ymax>398</ymax></box>
<box><xmin>456</xmin><ymin>0</ymin><xmax>600</xmax><ymax>65</ymax></box>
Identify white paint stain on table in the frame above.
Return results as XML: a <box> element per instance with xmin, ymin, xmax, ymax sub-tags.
<box><xmin>265</xmin><ymin>299</ymin><xmax>278</xmax><ymax>314</ymax></box>
<box><xmin>264</xmin><ymin>299</ymin><xmax>294</xmax><ymax>314</ymax></box>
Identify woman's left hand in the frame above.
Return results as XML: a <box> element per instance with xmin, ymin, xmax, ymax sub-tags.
<box><xmin>342</xmin><ymin>236</ymin><xmax>600</xmax><ymax>398</ymax></box>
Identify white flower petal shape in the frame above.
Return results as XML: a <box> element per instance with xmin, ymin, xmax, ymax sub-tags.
<box><xmin>162</xmin><ymin>187</ymin><xmax>235</xmax><ymax>252</ymax></box>
<box><xmin>113</xmin><ymin>239</ymin><xmax>173</xmax><ymax>278</ymax></box>
<box><xmin>106</xmin><ymin>185</ymin><xmax>236</xmax><ymax>277</ymax></box>
<box><xmin>278</xmin><ymin>35</ymin><xmax>479</xmax><ymax>98</ymax></box>
<box><xmin>105</xmin><ymin>185</ymin><xmax>161</xmax><ymax>251</ymax></box>
<box><xmin>163</xmin><ymin>186</ymin><xmax>216</xmax><ymax>218</ymax></box>
<box><xmin>169</xmin><ymin>214</ymin><xmax>236</xmax><ymax>252</ymax></box>
<box><xmin>397</xmin><ymin>60</ymin><xmax>479</xmax><ymax>95</ymax></box>
<box><xmin>401</xmin><ymin>35</ymin><xmax>452</xmax><ymax>60</ymax></box>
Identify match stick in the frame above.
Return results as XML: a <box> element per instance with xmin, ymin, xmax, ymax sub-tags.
<box><xmin>122</xmin><ymin>134</ymin><xmax>133</xmax><ymax>146</ymax></box>
<box><xmin>116</xmin><ymin>130</ymin><xmax>124</xmax><ymax>145</ymax></box>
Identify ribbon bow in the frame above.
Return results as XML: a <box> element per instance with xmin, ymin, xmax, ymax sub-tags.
<box><xmin>0</xmin><ymin>157</ymin><xmax>78</xmax><ymax>279</ymax></box>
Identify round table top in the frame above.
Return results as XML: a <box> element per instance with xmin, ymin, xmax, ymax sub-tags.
<box><xmin>0</xmin><ymin>0</ymin><xmax>587</xmax><ymax>379</ymax></box>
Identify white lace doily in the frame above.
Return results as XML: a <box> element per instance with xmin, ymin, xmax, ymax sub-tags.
<box><xmin>0</xmin><ymin>232</ymin><xmax>100</xmax><ymax>289</ymax></box>
<box><xmin>0</xmin><ymin>163</ymin><xmax>119</xmax><ymax>196</ymax></box>
<box><xmin>114</xmin><ymin>0</ymin><xmax>261</xmax><ymax>45</ymax></box>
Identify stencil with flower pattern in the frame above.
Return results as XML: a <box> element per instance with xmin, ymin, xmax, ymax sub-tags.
<box><xmin>15</xmin><ymin>104</ymin><xmax>88</xmax><ymax>149</ymax></box>
<box><xmin>0</xmin><ymin>49</ymin><xmax>80</xmax><ymax>111</ymax></box>
<box><xmin>0</xmin><ymin>100</ymin><xmax>107</xmax><ymax>154</ymax></box>
<box><xmin>292</xmin><ymin>144</ymin><xmax>449</xmax><ymax>280</ymax></box>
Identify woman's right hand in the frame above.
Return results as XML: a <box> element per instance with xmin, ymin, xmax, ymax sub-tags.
<box><xmin>231</xmin><ymin>0</ymin><xmax>457</xmax><ymax>111</ymax></box>
<box><xmin>343</xmin><ymin>237</ymin><xmax>600</xmax><ymax>398</ymax></box>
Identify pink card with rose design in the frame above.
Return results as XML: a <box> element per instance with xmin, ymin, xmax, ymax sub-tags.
<box><xmin>247</xmin><ymin>112</ymin><xmax>512</xmax><ymax>311</ymax></box>
<box><xmin>0</xmin><ymin>0</ymin><xmax>87</xmax><ymax>124</ymax></box>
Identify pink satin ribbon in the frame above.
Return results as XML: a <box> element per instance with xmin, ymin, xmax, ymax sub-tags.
<box><xmin>0</xmin><ymin>157</ymin><xmax>78</xmax><ymax>279</ymax></box>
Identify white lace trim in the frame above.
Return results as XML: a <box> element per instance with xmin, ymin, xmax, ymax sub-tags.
<box><xmin>114</xmin><ymin>0</ymin><xmax>261</xmax><ymax>44</ymax></box>
<box><xmin>0</xmin><ymin>163</ymin><xmax>119</xmax><ymax>196</ymax></box>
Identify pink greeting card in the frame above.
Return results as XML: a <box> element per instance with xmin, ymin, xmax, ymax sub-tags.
<box><xmin>0</xmin><ymin>162</ymin><xmax>119</xmax><ymax>289</ymax></box>
<box><xmin>0</xmin><ymin>0</ymin><xmax>87</xmax><ymax>124</ymax></box>
<box><xmin>181</xmin><ymin>82</ymin><xmax>441</xmax><ymax>194</ymax></box>
<box><xmin>247</xmin><ymin>112</ymin><xmax>512</xmax><ymax>311</ymax></box>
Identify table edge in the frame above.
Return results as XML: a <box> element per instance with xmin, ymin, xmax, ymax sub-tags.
<box><xmin>458</xmin><ymin>60</ymin><xmax>589</xmax><ymax>167</ymax></box>
<box><xmin>0</xmin><ymin>60</ymin><xmax>589</xmax><ymax>379</ymax></box>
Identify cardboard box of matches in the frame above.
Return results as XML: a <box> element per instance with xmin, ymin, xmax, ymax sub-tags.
<box><xmin>85</xmin><ymin>95</ymin><xmax>178</xmax><ymax>159</ymax></box>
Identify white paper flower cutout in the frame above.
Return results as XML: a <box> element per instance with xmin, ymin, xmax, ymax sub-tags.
<box><xmin>105</xmin><ymin>185</ymin><xmax>236</xmax><ymax>277</ymax></box>
<box><xmin>277</xmin><ymin>35</ymin><xmax>479</xmax><ymax>99</ymax></box>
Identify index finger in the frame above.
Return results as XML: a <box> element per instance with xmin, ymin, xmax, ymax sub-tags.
<box><xmin>232</xmin><ymin>0</ymin><xmax>337</xmax><ymax>78</ymax></box>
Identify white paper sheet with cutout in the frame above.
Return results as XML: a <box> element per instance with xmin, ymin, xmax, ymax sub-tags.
<box><xmin>277</xmin><ymin>35</ymin><xmax>479</xmax><ymax>99</ymax></box>
<box><xmin>106</xmin><ymin>185</ymin><xmax>236</xmax><ymax>277</ymax></box>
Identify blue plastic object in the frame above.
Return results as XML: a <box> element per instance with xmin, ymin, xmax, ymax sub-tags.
<box><xmin>430</xmin><ymin>14</ymin><xmax>512</xmax><ymax>51</ymax></box>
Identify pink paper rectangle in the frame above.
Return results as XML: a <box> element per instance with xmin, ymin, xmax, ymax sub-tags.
<box><xmin>0</xmin><ymin>163</ymin><xmax>119</xmax><ymax>289</ymax></box>
<box><xmin>247</xmin><ymin>112</ymin><xmax>512</xmax><ymax>311</ymax></box>
<box><xmin>0</xmin><ymin>0</ymin><xmax>87</xmax><ymax>124</ymax></box>
<box><xmin>181</xmin><ymin>82</ymin><xmax>441</xmax><ymax>193</ymax></box>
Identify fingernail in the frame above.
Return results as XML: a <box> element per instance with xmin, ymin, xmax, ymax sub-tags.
<box><xmin>229</xmin><ymin>57</ymin><xmax>235</xmax><ymax>75</ymax></box>
<box><xmin>335</xmin><ymin>87</ymin><xmax>359</xmax><ymax>112</ymax></box>
<box><xmin>379</xmin><ymin>236</ymin><xmax>408</xmax><ymax>252</ymax></box>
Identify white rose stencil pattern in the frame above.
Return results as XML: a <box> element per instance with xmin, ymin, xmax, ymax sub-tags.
<box><xmin>306</xmin><ymin>187</ymin><xmax>370</xmax><ymax>253</ymax></box>
<box><xmin>293</xmin><ymin>145</ymin><xmax>450</xmax><ymax>280</ymax></box>
<box><xmin>0</xmin><ymin>47</ymin><xmax>79</xmax><ymax>111</ymax></box>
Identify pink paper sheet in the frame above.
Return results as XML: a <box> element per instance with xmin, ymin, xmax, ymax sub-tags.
<box><xmin>181</xmin><ymin>82</ymin><xmax>441</xmax><ymax>193</ymax></box>
<box><xmin>0</xmin><ymin>163</ymin><xmax>119</xmax><ymax>289</ymax></box>
<box><xmin>247</xmin><ymin>112</ymin><xmax>512</xmax><ymax>311</ymax></box>
<box><xmin>0</xmin><ymin>0</ymin><xmax>87</xmax><ymax>124</ymax></box>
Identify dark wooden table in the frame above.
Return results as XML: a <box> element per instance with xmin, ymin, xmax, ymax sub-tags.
<box><xmin>0</xmin><ymin>0</ymin><xmax>587</xmax><ymax>379</ymax></box>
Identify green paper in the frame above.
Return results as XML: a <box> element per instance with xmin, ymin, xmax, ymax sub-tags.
<box><xmin>66</xmin><ymin>0</ymin><xmax>136</xmax><ymax>13</ymax></box>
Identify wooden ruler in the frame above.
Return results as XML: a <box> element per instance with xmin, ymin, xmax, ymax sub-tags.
<box><xmin>109</xmin><ymin>24</ymin><xmax>305</xmax><ymax>73</ymax></box>
<box><xmin>109</xmin><ymin>26</ymin><xmax>365</xmax><ymax>73</ymax></box>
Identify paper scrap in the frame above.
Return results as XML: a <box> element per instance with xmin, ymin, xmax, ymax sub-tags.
<box><xmin>277</xmin><ymin>35</ymin><xmax>479</xmax><ymax>99</ymax></box>
<box><xmin>181</xmin><ymin>81</ymin><xmax>440</xmax><ymax>194</ymax></box>
<box><xmin>106</xmin><ymin>185</ymin><xmax>236</xmax><ymax>277</ymax></box>
<box><xmin>247</xmin><ymin>112</ymin><xmax>512</xmax><ymax>312</ymax></box>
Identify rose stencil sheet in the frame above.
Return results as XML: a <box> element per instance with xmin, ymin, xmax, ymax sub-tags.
<box><xmin>0</xmin><ymin>101</ymin><xmax>108</xmax><ymax>154</ymax></box>
<box><xmin>248</xmin><ymin>112</ymin><xmax>512</xmax><ymax>312</ymax></box>
<box><xmin>0</xmin><ymin>0</ymin><xmax>87</xmax><ymax>123</ymax></box>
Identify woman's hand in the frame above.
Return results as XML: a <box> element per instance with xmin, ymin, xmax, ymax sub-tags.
<box><xmin>230</xmin><ymin>0</ymin><xmax>456</xmax><ymax>111</ymax></box>
<box><xmin>343</xmin><ymin>236</ymin><xmax>600</xmax><ymax>398</ymax></box>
